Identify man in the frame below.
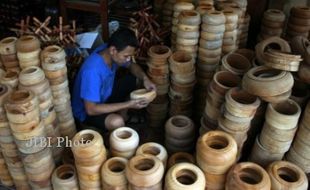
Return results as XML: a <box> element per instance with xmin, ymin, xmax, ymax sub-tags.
<box><xmin>72</xmin><ymin>28</ymin><xmax>156</xmax><ymax>131</ymax></box>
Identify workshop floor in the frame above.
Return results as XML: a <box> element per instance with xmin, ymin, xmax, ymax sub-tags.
<box><xmin>126</xmin><ymin>109</ymin><xmax>165</xmax><ymax>145</ymax></box>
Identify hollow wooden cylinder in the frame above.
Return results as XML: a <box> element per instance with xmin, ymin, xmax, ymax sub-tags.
<box><xmin>267</xmin><ymin>161</ymin><xmax>308</xmax><ymax>190</ymax></box>
<box><xmin>165</xmin><ymin>162</ymin><xmax>205</xmax><ymax>190</ymax></box>
<box><xmin>196</xmin><ymin>130</ymin><xmax>238</xmax><ymax>174</ymax></box>
<box><xmin>226</xmin><ymin>162</ymin><xmax>271</xmax><ymax>190</ymax></box>
<box><xmin>125</xmin><ymin>154</ymin><xmax>164</xmax><ymax>188</ymax></box>
<box><xmin>101</xmin><ymin>157</ymin><xmax>128</xmax><ymax>189</ymax></box>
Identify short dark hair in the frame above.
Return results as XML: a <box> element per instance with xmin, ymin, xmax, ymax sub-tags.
<box><xmin>107</xmin><ymin>28</ymin><xmax>139</xmax><ymax>51</ymax></box>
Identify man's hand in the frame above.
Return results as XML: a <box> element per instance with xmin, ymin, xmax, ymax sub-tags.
<box><xmin>143</xmin><ymin>76</ymin><xmax>157</xmax><ymax>91</ymax></box>
<box><xmin>127</xmin><ymin>98</ymin><xmax>149</xmax><ymax>109</ymax></box>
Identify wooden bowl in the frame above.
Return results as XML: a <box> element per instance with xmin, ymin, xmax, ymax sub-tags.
<box><xmin>130</xmin><ymin>89</ymin><xmax>157</xmax><ymax>103</ymax></box>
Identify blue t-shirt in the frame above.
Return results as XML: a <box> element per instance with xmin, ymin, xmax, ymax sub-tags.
<box><xmin>72</xmin><ymin>44</ymin><xmax>118</xmax><ymax>122</ymax></box>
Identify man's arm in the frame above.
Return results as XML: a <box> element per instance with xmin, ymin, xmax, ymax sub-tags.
<box><xmin>129</xmin><ymin>62</ymin><xmax>148</xmax><ymax>80</ymax></box>
<box><xmin>84</xmin><ymin>99</ymin><xmax>148</xmax><ymax>116</ymax></box>
<box><xmin>129</xmin><ymin>62</ymin><xmax>156</xmax><ymax>90</ymax></box>
<box><xmin>84</xmin><ymin>100</ymin><xmax>130</xmax><ymax>115</ymax></box>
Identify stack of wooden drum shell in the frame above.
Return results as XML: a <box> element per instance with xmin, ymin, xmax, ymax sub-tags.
<box><xmin>3</xmin><ymin>146</ymin><xmax>29</xmax><ymax>190</ymax></box>
<box><xmin>5</xmin><ymin>90</ymin><xmax>55</xmax><ymax>189</ymax></box>
<box><xmin>196</xmin><ymin>1</ymin><xmax>214</xmax><ymax>15</ymax></box>
<box><xmin>18</xmin><ymin>66</ymin><xmax>63</xmax><ymax>163</ymax></box>
<box><xmin>257</xmin><ymin>37</ymin><xmax>302</xmax><ymax>72</ymax></box>
<box><xmin>0</xmin><ymin>151</ymin><xmax>13</xmax><ymax>187</ymax></box>
<box><xmin>200</xmin><ymin>71</ymin><xmax>240</xmax><ymax>134</ymax></box>
<box><xmin>52</xmin><ymin>164</ymin><xmax>79</xmax><ymax>190</ymax></box>
<box><xmin>0</xmin><ymin>34</ymin><xmax>121</xmax><ymax>190</ymax></box>
<box><xmin>197</xmin><ymin>10</ymin><xmax>224</xmax><ymax>87</ymax></box>
<box><xmin>215</xmin><ymin>1</ymin><xmax>238</xmax><ymax>11</ymax></box>
<box><xmin>0</xmin><ymin>84</ymin><xmax>30</xmax><ymax>189</ymax></box>
<box><xmin>196</xmin><ymin>131</ymin><xmax>237</xmax><ymax>190</ymax></box>
<box><xmin>286</xmin><ymin>6</ymin><xmax>310</xmax><ymax>40</ymax></box>
<box><xmin>250</xmin><ymin>99</ymin><xmax>301</xmax><ymax>167</ymax></box>
<box><xmin>165</xmin><ymin>163</ymin><xmax>205</xmax><ymax>190</ymax></box>
<box><xmin>101</xmin><ymin>157</ymin><xmax>128</xmax><ymax>189</ymax></box>
<box><xmin>216</xmin><ymin>2</ymin><xmax>250</xmax><ymax>48</ymax></box>
<box><xmin>136</xmin><ymin>142</ymin><xmax>168</xmax><ymax>169</ymax></box>
<box><xmin>217</xmin><ymin>53</ymin><xmax>253</xmax><ymax>142</ymax></box>
<box><xmin>71</xmin><ymin>129</ymin><xmax>107</xmax><ymax>190</ymax></box>
<box><xmin>21</xmin><ymin>146</ymin><xmax>55</xmax><ymax>189</ymax></box>
<box><xmin>109</xmin><ymin>127</ymin><xmax>139</xmax><ymax>159</ymax></box>
<box><xmin>125</xmin><ymin>154</ymin><xmax>165</xmax><ymax>190</ymax></box>
<box><xmin>0</xmin><ymin>84</ymin><xmax>14</xmax><ymax>188</ymax></box>
<box><xmin>162</xmin><ymin>0</ymin><xmax>192</xmax><ymax>27</ymax></box>
<box><xmin>195</xmin><ymin>10</ymin><xmax>224</xmax><ymax>123</ymax></box>
<box><xmin>175</xmin><ymin>10</ymin><xmax>201</xmax><ymax>58</ymax></box>
<box><xmin>221</xmin><ymin>9</ymin><xmax>239</xmax><ymax>54</ymax></box>
<box><xmin>169</xmin><ymin>51</ymin><xmax>195</xmax><ymax>117</ymax></box>
<box><xmin>0</xmin><ymin>37</ymin><xmax>20</xmax><ymax>72</ymax></box>
<box><xmin>218</xmin><ymin>87</ymin><xmax>260</xmax><ymax>158</ymax></box>
<box><xmin>258</xmin><ymin>9</ymin><xmax>286</xmax><ymax>41</ymax></box>
<box><xmin>16</xmin><ymin>35</ymin><xmax>41</xmax><ymax>69</ymax></box>
<box><xmin>242</xmin><ymin>66</ymin><xmax>294</xmax><ymax>103</ymax></box>
<box><xmin>41</xmin><ymin>45</ymin><xmax>76</xmax><ymax>139</ymax></box>
<box><xmin>171</xmin><ymin>2</ymin><xmax>195</xmax><ymax>50</ymax></box>
<box><xmin>267</xmin><ymin>161</ymin><xmax>308</xmax><ymax>190</ymax></box>
<box><xmin>256</xmin><ymin>37</ymin><xmax>290</xmax><ymax>65</ymax></box>
<box><xmin>167</xmin><ymin>151</ymin><xmax>195</xmax><ymax>168</ymax></box>
<box><xmin>0</xmin><ymin>70</ymin><xmax>19</xmax><ymax>89</ymax></box>
<box><xmin>199</xmin><ymin>10</ymin><xmax>225</xmax><ymax>69</ymax></box>
<box><xmin>146</xmin><ymin>45</ymin><xmax>171</xmax><ymax>128</ymax></box>
<box><xmin>229</xmin><ymin>4</ymin><xmax>250</xmax><ymax>48</ymax></box>
<box><xmin>231</xmin><ymin>0</ymin><xmax>248</xmax><ymax>12</ymax></box>
<box><xmin>198</xmin><ymin>0</ymin><xmax>214</xmax><ymax>6</ymax></box>
<box><xmin>237</xmin><ymin>12</ymin><xmax>251</xmax><ymax>48</ymax></box>
<box><xmin>165</xmin><ymin>115</ymin><xmax>195</xmax><ymax>154</ymax></box>
<box><xmin>286</xmin><ymin>101</ymin><xmax>310</xmax><ymax>173</ymax></box>
<box><xmin>226</xmin><ymin>162</ymin><xmax>271</xmax><ymax>190</ymax></box>
<box><xmin>162</xmin><ymin>0</ymin><xmax>178</xmax><ymax>27</ymax></box>
<box><xmin>290</xmin><ymin>36</ymin><xmax>310</xmax><ymax>84</ymax></box>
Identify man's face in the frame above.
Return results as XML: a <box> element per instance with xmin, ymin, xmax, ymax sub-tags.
<box><xmin>110</xmin><ymin>46</ymin><xmax>136</xmax><ymax>66</ymax></box>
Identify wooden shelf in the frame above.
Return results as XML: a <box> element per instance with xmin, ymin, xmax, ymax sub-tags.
<box><xmin>59</xmin><ymin>0</ymin><xmax>109</xmax><ymax>41</ymax></box>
